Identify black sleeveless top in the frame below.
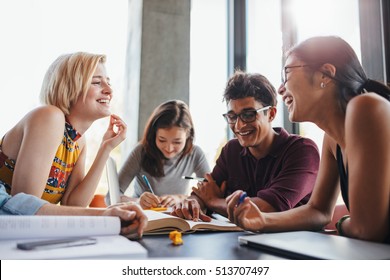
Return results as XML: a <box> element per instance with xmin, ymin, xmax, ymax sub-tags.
<box><xmin>336</xmin><ymin>145</ymin><xmax>349</xmax><ymax>210</ymax></box>
<box><xmin>336</xmin><ymin>144</ymin><xmax>390</xmax><ymax>243</ymax></box>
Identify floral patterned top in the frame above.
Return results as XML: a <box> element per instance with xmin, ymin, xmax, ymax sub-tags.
<box><xmin>0</xmin><ymin>120</ymin><xmax>81</xmax><ymax>204</ymax></box>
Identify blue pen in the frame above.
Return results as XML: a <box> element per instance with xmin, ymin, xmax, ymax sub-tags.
<box><xmin>142</xmin><ymin>175</ymin><xmax>155</xmax><ymax>194</ymax></box>
<box><xmin>237</xmin><ymin>192</ymin><xmax>247</xmax><ymax>205</ymax></box>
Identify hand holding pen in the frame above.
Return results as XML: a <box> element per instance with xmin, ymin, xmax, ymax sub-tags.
<box><xmin>140</xmin><ymin>175</ymin><xmax>161</xmax><ymax>209</ymax></box>
<box><xmin>237</xmin><ymin>192</ymin><xmax>247</xmax><ymax>206</ymax></box>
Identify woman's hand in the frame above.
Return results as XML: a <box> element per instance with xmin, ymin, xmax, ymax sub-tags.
<box><xmin>226</xmin><ymin>190</ymin><xmax>265</xmax><ymax>232</ymax></box>
<box><xmin>139</xmin><ymin>192</ymin><xmax>161</xmax><ymax>209</ymax></box>
<box><xmin>102</xmin><ymin>203</ymin><xmax>148</xmax><ymax>239</ymax></box>
<box><xmin>101</xmin><ymin>114</ymin><xmax>127</xmax><ymax>151</ymax></box>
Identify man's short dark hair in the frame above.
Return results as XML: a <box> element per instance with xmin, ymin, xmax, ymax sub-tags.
<box><xmin>223</xmin><ymin>70</ymin><xmax>277</xmax><ymax>107</ymax></box>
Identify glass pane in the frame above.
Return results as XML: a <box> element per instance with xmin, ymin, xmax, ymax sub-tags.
<box><xmin>289</xmin><ymin>0</ymin><xmax>361</xmax><ymax>153</ymax></box>
<box><xmin>247</xmin><ymin>0</ymin><xmax>284</xmax><ymax>128</ymax></box>
<box><xmin>190</xmin><ymin>0</ymin><xmax>228</xmax><ymax>166</ymax></box>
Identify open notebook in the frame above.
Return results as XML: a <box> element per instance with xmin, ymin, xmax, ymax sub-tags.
<box><xmin>238</xmin><ymin>231</ymin><xmax>390</xmax><ymax>260</ymax></box>
<box><xmin>0</xmin><ymin>215</ymin><xmax>147</xmax><ymax>260</ymax></box>
<box><xmin>106</xmin><ymin>156</ymin><xmax>121</xmax><ymax>205</ymax></box>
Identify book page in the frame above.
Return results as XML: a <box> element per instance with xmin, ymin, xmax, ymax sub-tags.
<box><xmin>143</xmin><ymin>210</ymin><xmax>242</xmax><ymax>234</ymax></box>
<box><xmin>0</xmin><ymin>216</ymin><xmax>120</xmax><ymax>240</ymax></box>
<box><xmin>187</xmin><ymin>217</ymin><xmax>242</xmax><ymax>231</ymax></box>
<box><xmin>143</xmin><ymin>210</ymin><xmax>191</xmax><ymax>233</ymax></box>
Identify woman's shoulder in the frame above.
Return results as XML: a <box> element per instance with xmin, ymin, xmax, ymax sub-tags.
<box><xmin>25</xmin><ymin>105</ymin><xmax>65</xmax><ymax>124</ymax></box>
<box><xmin>21</xmin><ymin>106</ymin><xmax>65</xmax><ymax>136</ymax></box>
<box><xmin>131</xmin><ymin>142</ymin><xmax>144</xmax><ymax>154</ymax></box>
<box><xmin>191</xmin><ymin>144</ymin><xmax>212</xmax><ymax>160</ymax></box>
<box><xmin>348</xmin><ymin>92</ymin><xmax>390</xmax><ymax>110</ymax></box>
<box><xmin>13</xmin><ymin>105</ymin><xmax>64</xmax><ymax>129</ymax></box>
<box><xmin>347</xmin><ymin>93</ymin><xmax>390</xmax><ymax>122</ymax></box>
<box><xmin>124</xmin><ymin>142</ymin><xmax>144</xmax><ymax>161</ymax></box>
<box><xmin>4</xmin><ymin>106</ymin><xmax>66</xmax><ymax>157</ymax></box>
<box><xmin>191</xmin><ymin>144</ymin><xmax>206</xmax><ymax>154</ymax></box>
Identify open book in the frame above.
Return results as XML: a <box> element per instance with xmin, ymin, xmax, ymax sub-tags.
<box><xmin>143</xmin><ymin>210</ymin><xmax>242</xmax><ymax>234</ymax></box>
<box><xmin>0</xmin><ymin>215</ymin><xmax>147</xmax><ymax>259</ymax></box>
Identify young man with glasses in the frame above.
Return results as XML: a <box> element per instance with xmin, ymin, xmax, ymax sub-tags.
<box><xmin>172</xmin><ymin>71</ymin><xmax>319</xmax><ymax>221</ymax></box>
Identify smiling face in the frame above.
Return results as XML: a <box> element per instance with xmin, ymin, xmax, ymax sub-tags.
<box><xmin>227</xmin><ymin>97</ymin><xmax>274</xmax><ymax>153</ymax></box>
<box><xmin>71</xmin><ymin>63</ymin><xmax>112</xmax><ymax>121</ymax></box>
<box><xmin>279</xmin><ymin>55</ymin><xmax>315</xmax><ymax>123</ymax></box>
<box><xmin>155</xmin><ymin>126</ymin><xmax>187</xmax><ymax>159</ymax></box>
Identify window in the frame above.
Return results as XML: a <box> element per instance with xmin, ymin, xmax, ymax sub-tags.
<box><xmin>1</xmin><ymin>0</ymin><xmax>128</xmax><ymax>193</ymax></box>
<box><xmin>190</xmin><ymin>0</ymin><xmax>228</xmax><ymax>166</ymax></box>
<box><xmin>285</xmin><ymin>0</ymin><xmax>361</xmax><ymax>152</ymax></box>
<box><xmin>247</xmin><ymin>0</ymin><xmax>284</xmax><ymax>127</ymax></box>
<box><xmin>246</xmin><ymin>0</ymin><xmax>361</xmax><ymax>153</ymax></box>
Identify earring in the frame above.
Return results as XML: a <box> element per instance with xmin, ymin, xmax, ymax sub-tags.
<box><xmin>320</xmin><ymin>82</ymin><xmax>325</xmax><ymax>88</ymax></box>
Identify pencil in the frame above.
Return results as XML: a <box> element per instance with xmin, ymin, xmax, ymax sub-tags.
<box><xmin>149</xmin><ymin>207</ymin><xmax>168</xmax><ymax>211</ymax></box>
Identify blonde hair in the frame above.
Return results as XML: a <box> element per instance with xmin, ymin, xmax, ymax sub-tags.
<box><xmin>40</xmin><ymin>52</ymin><xmax>106</xmax><ymax>114</ymax></box>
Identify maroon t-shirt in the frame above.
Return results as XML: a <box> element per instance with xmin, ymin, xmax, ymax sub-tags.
<box><xmin>212</xmin><ymin>127</ymin><xmax>320</xmax><ymax>211</ymax></box>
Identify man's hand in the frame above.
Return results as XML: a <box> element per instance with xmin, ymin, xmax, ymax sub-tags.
<box><xmin>192</xmin><ymin>173</ymin><xmax>226</xmax><ymax>210</ymax></box>
<box><xmin>171</xmin><ymin>197</ymin><xmax>211</xmax><ymax>222</ymax></box>
<box><xmin>160</xmin><ymin>194</ymin><xmax>186</xmax><ymax>207</ymax></box>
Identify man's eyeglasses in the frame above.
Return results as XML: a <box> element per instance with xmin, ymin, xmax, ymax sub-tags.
<box><xmin>223</xmin><ymin>106</ymin><xmax>272</xmax><ymax>124</ymax></box>
<box><xmin>281</xmin><ymin>64</ymin><xmax>311</xmax><ymax>85</ymax></box>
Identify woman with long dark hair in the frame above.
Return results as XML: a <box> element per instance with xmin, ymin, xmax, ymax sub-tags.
<box><xmin>227</xmin><ymin>36</ymin><xmax>390</xmax><ymax>243</ymax></box>
<box><xmin>116</xmin><ymin>100</ymin><xmax>210</xmax><ymax>209</ymax></box>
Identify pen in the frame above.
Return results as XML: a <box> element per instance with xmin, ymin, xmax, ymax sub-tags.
<box><xmin>17</xmin><ymin>237</ymin><xmax>97</xmax><ymax>251</ymax></box>
<box><xmin>181</xmin><ymin>176</ymin><xmax>208</xmax><ymax>182</ymax></box>
<box><xmin>142</xmin><ymin>175</ymin><xmax>155</xmax><ymax>194</ymax></box>
<box><xmin>237</xmin><ymin>192</ymin><xmax>247</xmax><ymax>206</ymax></box>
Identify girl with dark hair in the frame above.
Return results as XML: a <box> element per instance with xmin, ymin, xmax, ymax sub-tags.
<box><xmin>227</xmin><ymin>36</ymin><xmax>390</xmax><ymax>243</ymax></box>
<box><xmin>115</xmin><ymin>100</ymin><xmax>210</xmax><ymax>209</ymax></box>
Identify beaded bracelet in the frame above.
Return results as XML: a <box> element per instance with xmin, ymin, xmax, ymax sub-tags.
<box><xmin>336</xmin><ymin>215</ymin><xmax>350</xmax><ymax>236</ymax></box>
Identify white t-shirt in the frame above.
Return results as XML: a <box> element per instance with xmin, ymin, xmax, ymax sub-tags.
<box><xmin>118</xmin><ymin>143</ymin><xmax>210</xmax><ymax>197</ymax></box>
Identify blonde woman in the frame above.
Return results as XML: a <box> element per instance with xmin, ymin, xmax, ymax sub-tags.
<box><xmin>0</xmin><ymin>52</ymin><xmax>126</xmax><ymax>207</ymax></box>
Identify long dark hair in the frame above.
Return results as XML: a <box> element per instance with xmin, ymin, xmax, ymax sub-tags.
<box><xmin>287</xmin><ymin>36</ymin><xmax>390</xmax><ymax>111</ymax></box>
<box><xmin>141</xmin><ymin>100</ymin><xmax>195</xmax><ymax>177</ymax></box>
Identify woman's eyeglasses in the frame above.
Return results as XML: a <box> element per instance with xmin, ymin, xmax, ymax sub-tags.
<box><xmin>223</xmin><ymin>106</ymin><xmax>271</xmax><ymax>124</ymax></box>
<box><xmin>281</xmin><ymin>64</ymin><xmax>311</xmax><ymax>85</ymax></box>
